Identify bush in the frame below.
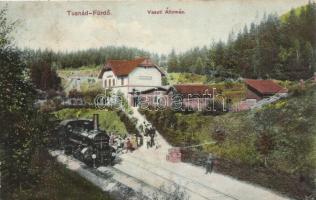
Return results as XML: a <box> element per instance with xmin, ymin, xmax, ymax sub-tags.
<box><xmin>68</xmin><ymin>89</ymin><xmax>83</xmax><ymax>98</ymax></box>
<box><xmin>116</xmin><ymin>110</ymin><xmax>139</xmax><ymax>136</ymax></box>
<box><xmin>54</xmin><ymin>108</ymin><xmax>127</xmax><ymax>135</ymax></box>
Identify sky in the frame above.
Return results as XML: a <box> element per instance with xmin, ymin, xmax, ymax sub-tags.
<box><xmin>1</xmin><ymin>0</ymin><xmax>309</xmax><ymax>55</ymax></box>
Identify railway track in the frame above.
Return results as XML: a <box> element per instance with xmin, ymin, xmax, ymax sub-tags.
<box><xmin>117</xmin><ymin>153</ymin><xmax>238</xmax><ymax>200</ymax></box>
<box><xmin>128</xmin><ymin>154</ymin><xmax>238</xmax><ymax>200</ymax></box>
<box><xmin>51</xmin><ymin>150</ymin><xmax>158</xmax><ymax>200</ymax></box>
<box><xmin>98</xmin><ymin>165</ymin><xmax>164</xmax><ymax>199</ymax></box>
<box><xmin>113</xmin><ymin>158</ymin><xmax>211</xmax><ymax>200</ymax></box>
<box><xmin>51</xmin><ymin>148</ymin><xmax>290</xmax><ymax>200</ymax></box>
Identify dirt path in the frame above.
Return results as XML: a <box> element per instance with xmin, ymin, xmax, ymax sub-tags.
<box><xmin>120</xmin><ymin>107</ymin><xmax>292</xmax><ymax>200</ymax></box>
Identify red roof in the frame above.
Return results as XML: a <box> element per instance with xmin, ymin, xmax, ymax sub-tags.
<box><xmin>108</xmin><ymin>58</ymin><xmax>146</xmax><ymax>76</ymax></box>
<box><xmin>245</xmin><ymin>79</ymin><xmax>287</xmax><ymax>94</ymax></box>
<box><xmin>98</xmin><ymin>58</ymin><xmax>164</xmax><ymax>78</ymax></box>
<box><xmin>171</xmin><ymin>84</ymin><xmax>215</xmax><ymax>96</ymax></box>
<box><xmin>246</xmin><ymin>90</ymin><xmax>261</xmax><ymax>100</ymax></box>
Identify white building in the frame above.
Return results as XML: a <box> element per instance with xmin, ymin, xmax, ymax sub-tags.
<box><xmin>98</xmin><ymin>57</ymin><xmax>165</xmax><ymax>105</ymax></box>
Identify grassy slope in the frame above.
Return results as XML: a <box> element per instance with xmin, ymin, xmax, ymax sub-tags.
<box><xmin>54</xmin><ymin>108</ymin><xmax>127</xmax><ymax>136</ymax></box>
<box><xmin>167</xmin><ymin>72</ymin><xmax>207</xmax><ymax>84</ymax></box>
<box><xmin>57</xmin><ymin>65</ymin><xmax>101</xmax><ymax>78</ymax></box>
<box><xmin>9</xmin><ymin>151</ymin><xmax>113</xmax><ymax>200</ymax></box>
<box><xmin>141</xmin><ymin>83</ymin><xmax>316</xmax><ymax>199</ymax></box>
<box><xmin>57</xmin><ymin>65</ymin><xmax>101</xmax><ymax>90</ymax></box>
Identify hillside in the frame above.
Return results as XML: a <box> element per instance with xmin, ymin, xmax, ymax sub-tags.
<box><xmin>280</xmin><ymin>5</ymin><xmax>307</xmax><ymax>22</ymax></box>
<box><xmin>167</xmin><ymin>72</ymin><xmax>207</xmax><ymax>84</ymax></box>
<box><xmin>140</xmin><ymin>83</ymin><xmax>316</xmax><ymax>199</ymax></box>
<box><xmin>166</xmin><ymin>2</ymin><xmax>316</xmax><ymax>81</ymax></box>
<box><xmin>8</xmin><ymin>151</ymin><xmax>113</xmax><ymax>200</ymax></box>
<box><xmin>57</xmin><ymin>65</ymin><xmax>101</xmax><ymax>78</ymax></box>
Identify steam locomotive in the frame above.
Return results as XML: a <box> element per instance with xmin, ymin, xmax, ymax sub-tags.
<box><xmin>56</xmin><ymin>114</ymin><xmax>115</xmax><ymax>166</ymax></box>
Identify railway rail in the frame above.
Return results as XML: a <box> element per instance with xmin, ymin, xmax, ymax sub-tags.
<box><xmin>123</xmin><ymin>153</ymin><xmax>238</xmax><ymax>200</ymax></box>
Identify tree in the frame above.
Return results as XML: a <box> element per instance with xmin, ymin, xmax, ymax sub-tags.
<box><xmin>213</xmin><ymin>41</ymin><xmax>225</xmax><ymax>68</ymax></box>
<box><xmin>303</xmin><ymin>41</ymin><xmax>315</xmax><ymax>74</ymax></box>
<box><xmin>161</xmin><ymin>2</ymin><xmax>316</xmax><ymax>80</ymax></box>
<box><xmin>194</xmin><ymin>57</ymin><xmax>204</xmax><ymax>74</ymax></box>
<box><xmin>24</xmin><ymin>46</ymin><xmax>153</xmax><ymax>70</ymax></box>
<box><xmin>30</xmin><ymin>61</ymin><xmax>61</xmax><ymax>91</ymax></box>
<box><xmin>0</xmin><ymin>8</ymin><xmax>54</xmax><ymax>197</ymax></box>
<box><xmin>167</xmin><ymin>49</ymin><xmax>179</xmax><ymax>72</ymax></box>
<box><xmin>0</xmin><ymin>8</ymin><xmax>15</xmax><ymax>48</ymax></box>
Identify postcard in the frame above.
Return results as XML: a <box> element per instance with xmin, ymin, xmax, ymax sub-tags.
<box><xmin>0</xmin><ymin>1</ymin><xmax>315</xmax><ymax>200</ymax></box>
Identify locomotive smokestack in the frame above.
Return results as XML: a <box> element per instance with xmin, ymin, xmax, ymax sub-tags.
<box><xmin>93</xmin><ymin>114</ymin><xmax>99</xmax><ymax>130</ymax></box>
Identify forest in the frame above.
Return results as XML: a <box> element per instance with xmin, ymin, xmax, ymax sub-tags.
<box><xmin>167</xmin><ymin>2</ymin><xmax>316</xmax><ymax>80</ymax></box>
<box><xmin>24</xmin><ymin>46</ymin><xmax>157</xmax><ymax>70</ymax></box>
<box><xmin>25</xmin><ymin>2</ymin><xmax>316</xmax><ymax>82</ymax></box>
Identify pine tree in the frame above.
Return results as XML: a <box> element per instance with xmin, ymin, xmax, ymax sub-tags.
<box><xmin>167</xmin><ymin>49</ymin><xmax>179</xmax><ymax>72</ymax></box>
<box><xmin>194</xmin><ymin>57</ymin><xmax>204</xmax><ymax>74</ymax></box>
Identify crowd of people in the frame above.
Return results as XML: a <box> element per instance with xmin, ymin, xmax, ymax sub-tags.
<box><xmin>109</xmin><ymin>133</ymin><xmax>138</xmax><ymax>154</ymax></box>
<box><xmin>108</xmin><ymin>121</ymin><xmax>160</xmax><ymax>155</ymax></box>
<box><xmin>141</xmin><ymin>122</ymin><xmax>160</xmax><ymax>149</ymax></box>
<box><xmin>109</xmin><ymin>122</ymin><xmax>216</xmax><ymax>175</ymax></box>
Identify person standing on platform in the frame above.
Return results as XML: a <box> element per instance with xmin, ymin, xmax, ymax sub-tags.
<box><xmin>205</xmin><ymin>153</ymin><xmax>214</xmax><ymax>174</ymax></box>
<box><xmin>149</xmin><ymin>127</ymin><xmax>155</xmax><ymax>147</ymax></box>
